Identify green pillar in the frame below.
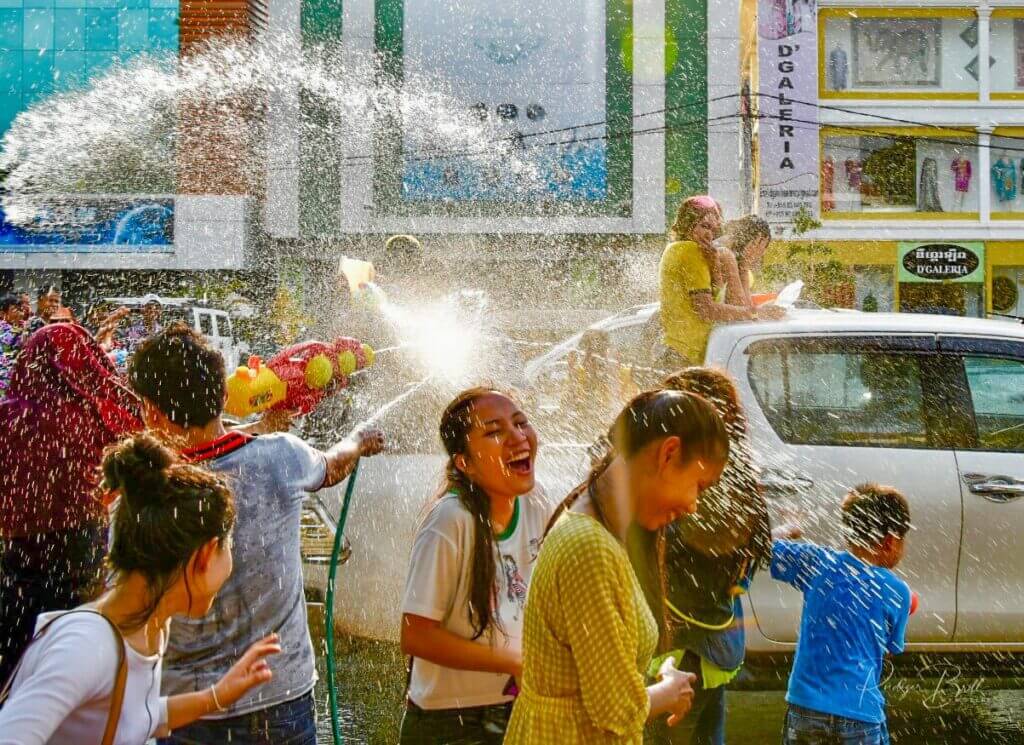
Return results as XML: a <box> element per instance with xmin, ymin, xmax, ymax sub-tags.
<box><xmin>665</xmin><ymin>0</ymin><xmax>709</xmax><ymax>226</ymax></box>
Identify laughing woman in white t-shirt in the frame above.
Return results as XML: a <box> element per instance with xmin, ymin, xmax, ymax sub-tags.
<box><xmin>0</xmin><ymin>435</ymin><xmax>280</xmax><ymax>745</ymax></box>
<box><xmin>399</xmin><ymin>388</ymin><xmax>554</xmax><ymax>744</ymax></box>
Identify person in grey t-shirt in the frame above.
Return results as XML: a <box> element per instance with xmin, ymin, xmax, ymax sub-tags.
<box><xmin>127</xmin><ymin>323</ymin><xmax>385</xmax><ymax>745</ymax></box>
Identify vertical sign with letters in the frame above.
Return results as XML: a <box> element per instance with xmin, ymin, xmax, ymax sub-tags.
<box><xmin>758</xmin><ymin>0</ymin><xmax>819</xmax><ymax>229</ymax></box>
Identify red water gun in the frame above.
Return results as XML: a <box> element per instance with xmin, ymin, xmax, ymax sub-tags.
<box><xmin>226</xmin><ymin>337</ymin><xmax>374</xmax><ymax>417</ymax></box>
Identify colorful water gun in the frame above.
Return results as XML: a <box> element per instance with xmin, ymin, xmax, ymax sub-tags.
<box><xmin>225</xmin><ymin>337</ymin><xmax>375</xmax><ymax>417</ymax></box>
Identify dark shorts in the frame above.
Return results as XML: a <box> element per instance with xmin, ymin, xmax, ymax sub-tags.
<box><xmin>783</xmin><ymin>704</ymin><xmax>889</xmax><ymax>745</ymax></box>
<box><xmin>398</xmin><ymin>700</ymin><xmax>512</xmax><ymax>745</ymax></box>
<box><xmin>158</xmin><ymin>691</ymin><xmax>317</xmax><ymax>745</ymax></box>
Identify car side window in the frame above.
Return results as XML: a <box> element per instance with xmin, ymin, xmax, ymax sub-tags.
<box><xmin>748</xmin><ymin>343</ymin><xmax>932</xmax><ymax>448</ymax></box>
<box><xmin>964</xmin><ymin>356</ymin><xmax>1024</xmax><ymax>453</ymax></box>
<box><xmin>198</xmin><ymin>313</ymin><xmax>214</xmax><ymax>336</ymax></box>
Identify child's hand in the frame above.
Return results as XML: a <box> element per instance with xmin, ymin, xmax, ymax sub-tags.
<box><xmin>657</xmin><ymin>656</ymin><xmax>697</xmax><ymax>727</ymax></box>
<box><xmin>355</xmin><ymin>426</ymin><xmax>386</xmax><ymax>457</ymax></box>
<box><xmin>772</xmin><ymin>523</ymin><xmax>803</xmax><ymax>541</ymax></box>
<box><xmin>212</xmin><ymin>633</ymin><xmax>281</xmax><ymax>709</ymax></box>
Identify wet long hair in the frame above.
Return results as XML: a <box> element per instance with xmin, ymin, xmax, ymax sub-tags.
<box><xmin>547</xmin><ymin>390</ymin><xmax>730</xmax><ymax>644</ymax></box>
<box><xmin>723</xmin><ymin>215</ymin><xmax>771</xmax><ymax>264</ymax></box>
<box><xmin>432</xmin><ymin>387</ymin><xmax>520</xmax><ymax>641</ymax></box>
<box><xmin>662</xmin><ymin>367</ymin><xmax>772</xmax><ymax>567</ymax></box>
<box><xmin>102</xmin><ymin>433</ymin><xmax>235</xmax><ymax>632</ymax></box>
<box><xmin>669</xmin><ymin>195</ymin><xmax>721</xmax><ymax>242</ymax></box>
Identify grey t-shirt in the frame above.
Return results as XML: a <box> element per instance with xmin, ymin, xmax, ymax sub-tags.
<box><xmin>161</xmin><ymin>432</ymin><xmax>327</xmax><ymax>717</ymax></box>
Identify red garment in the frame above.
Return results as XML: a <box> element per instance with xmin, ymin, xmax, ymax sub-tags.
<box><xmin>0</xmin><ymin>323</ymin><xmax>142</xmax><ymax>538</ymax></box>
<box><xmin>822</xmin><ymin>157</ymin><xmax>836</xmax><ymax>212</ymax></box>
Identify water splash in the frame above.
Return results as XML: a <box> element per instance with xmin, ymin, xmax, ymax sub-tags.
<box><xmin>0</xmin><ymin>37</ymin><xmax>546</xmax><ymax>229</ymax></box>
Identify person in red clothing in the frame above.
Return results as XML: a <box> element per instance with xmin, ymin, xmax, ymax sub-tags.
<box><xmin>0</xmin><ymin>322</ymin><xmax>142</xmax><ymax>684</ymax></box>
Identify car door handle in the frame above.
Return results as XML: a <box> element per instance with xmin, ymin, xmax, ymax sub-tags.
<box><xmin>962</xmin><ymin>473</ymin><xmax>1024</xmax><ymax>503</ymax></box>
<box><xmin>760</xmin><ymin>469</ymin><xmax>814</xmax><ymax>494</ymax></box>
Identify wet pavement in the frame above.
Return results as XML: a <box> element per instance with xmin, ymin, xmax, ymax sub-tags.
<box><xmin>308</xmin><ymin>613</ymin><xmax>1024</xmax><ymax>744</ymax></box>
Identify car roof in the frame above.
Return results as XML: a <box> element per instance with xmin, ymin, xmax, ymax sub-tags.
<box><xmin>526</xmin><ymin>305</ymin><xmax>1024</xmax><ymax>381</ymax></box>
<box><xmin>523</xmin><ymin>303</ymin><xmax>658</xmax><ymax>380</ymax></box>
<box><xmin>103</xmin><ymin>297</ymin><xmax>228</xmax><ymax>314</ymax></box>
<box><xmin>708</xmin><ymin>309</ymin><xmax>1024</xmax><ymax>347</ymax></box>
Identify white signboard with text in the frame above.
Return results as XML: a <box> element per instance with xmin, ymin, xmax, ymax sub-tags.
<box><xmin>758</xmin><ymin>0</ymin><xmax>819</xmax><ymax>230</ymax></box>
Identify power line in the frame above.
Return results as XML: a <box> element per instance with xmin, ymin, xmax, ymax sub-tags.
<box><xmin>306</xmin><ymin>92</ymin><xmax>1024</xmax><ymax>173</ymax></box>
<box><xmin>755</xmin><ymin>111</ymin><xmax>1024</xmax><ymax>156</ymax></box>
<box><xmin>320</xmin><ymin>93</ymin><xmax>744</xmax><ymax>166</ymax></box>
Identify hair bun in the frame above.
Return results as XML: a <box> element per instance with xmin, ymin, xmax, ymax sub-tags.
<box><xmin>102</xmin><ymin>433</ymin><xmax>175</xmax><ymax>510</ymax></box>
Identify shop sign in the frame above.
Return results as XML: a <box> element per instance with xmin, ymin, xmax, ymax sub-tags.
<box><xmin>898</xmin><ymin>242</ymin><xmax>984</xmax><ymax>283</ymax></box>
<box><xmin>757</xmin><ymin>0</ymin><xmax>819</xmax><ymax>230</ymax></box>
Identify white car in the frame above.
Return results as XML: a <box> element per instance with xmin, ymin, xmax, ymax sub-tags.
<box><xmin>309</xmin><ymin>307</ymin><xmax>1024</xmax><ymax>655</ymax></box>
<box><xmin>534</xmin><ymin>305</ymin><xmax>1024</xmax><ymax>654</ymax></box>
<box><xmin>104</xmin><ymin>296</ymin><xmax>250</xmax><ymax>369</ymax></box>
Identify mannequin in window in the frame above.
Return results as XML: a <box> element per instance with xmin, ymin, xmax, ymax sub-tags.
<box><xmin>829</xmin><ymin>47</ymin><xmax>848</xmax><ymax>90</ymax></box>
<box><xmin>844</xmin><ymin>158</ymin><xmax>863</xmax><ymax>190</ymax></box>
<box><xmin>917</xmin><ymin>157</ymin><xmax>942</xmax><ymax>212</ymax></box>
<box><xmin>951</xmin><ymin>156</ymin><xmax>972</xmax><ymax>211</ymax></box>
<box><xmin>992</xmin><ymin>153</ymin><xmax>1017</xmax><ymax>203</ymax></box>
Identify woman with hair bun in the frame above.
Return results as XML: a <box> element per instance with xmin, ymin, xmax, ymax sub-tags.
<box><xmin>650</xmin><ymin>367</ymin><xmax>773</xmax><ymax>745</ymax></box>
<box><xmin>0</xmin><ymin>434</ymin><xmax>280</xmax><ymax>745</ymax></box>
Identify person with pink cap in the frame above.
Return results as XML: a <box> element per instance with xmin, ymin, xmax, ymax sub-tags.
<box><xmin>657</xmin><ymin>196</ymin><xmax>783</xmax><ymax>367</ymax></box>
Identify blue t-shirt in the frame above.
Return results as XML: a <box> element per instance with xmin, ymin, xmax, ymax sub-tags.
<box><xmin>771</xmin><ymin>540</ymin><xmax>912</xmax><ymax>724</ymax></box>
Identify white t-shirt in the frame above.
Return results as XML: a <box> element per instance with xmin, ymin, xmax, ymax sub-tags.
<box><xmin>402</xmin><ymin>488</ymin><xmax>554</xmax><ymax>710</ymax></box>
<box><xmin>0</xmin><ymin>609</ymin><xmax>168</xmax><ymax>745</ymax></box>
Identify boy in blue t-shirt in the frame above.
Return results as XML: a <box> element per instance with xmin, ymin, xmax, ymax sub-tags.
<box><xmin>772</xmin><ymin>483</ymin><xmax>913</xmax><ymax>745</ymax></box>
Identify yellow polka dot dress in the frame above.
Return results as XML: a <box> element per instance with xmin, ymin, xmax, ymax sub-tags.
<box><xmin>505</xmin><ymin>511</ymin><xmax>658</xmax><ymax>744</ymax></box>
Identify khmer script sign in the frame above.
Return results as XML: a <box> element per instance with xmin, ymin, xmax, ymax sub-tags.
<box><xmin>898</xmin><ymin>242</ymin><xmax>984</xmax><ymax>283</ymax></box>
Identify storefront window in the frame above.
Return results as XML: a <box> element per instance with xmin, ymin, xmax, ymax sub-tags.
<box><xmin>854</xmin><ymin>267</ymin><xmax>895</xmax><ymax>312</ymax></box>
<box><xmin>820</xmin><ymin>10</ymin><xmax>979</xmax><ymax>98</ymax></box>
<box><xmin>990</xmin><ymin>134</ymin><xmax>1024</xmax><ymax>217</ymax></box>
<box><xmin>991</xmin><ymin>267</ymin><xmax>1024</xmax><ymax>317</ymax></box>
<box><xmin>990</xmin><ymin>15</ymin><xmax>1024</xmax><ymax>98</ymax></box>
<box><xmin>821</xmin><ymin>131</ymin><xmax>977</xmax><ymax>217</ymax></box>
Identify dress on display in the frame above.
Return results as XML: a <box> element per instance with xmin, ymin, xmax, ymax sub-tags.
<box><xmin>821</xmin><ymin>157</ymin><xmax>836</xmax><ymax>212</ymax></box>
<box><xmin>844</xmin><ymin>159</ymin><xmax>863</xmax><ymax>189</ymax></box>
<box><xmin>951</xmin><ymin>158</ymin><xmax>972</xmax><ymax>193</ymax></box>
<box><xmin>917</xmin><ymin>157</ymin><xmax>943</xmax><ymax>212</ymax></box>
<box><xmin>992</xmin><ymin>158</ymin><xmax>1018</xmax><ymax>202</ymax></box>
<box><xmin>828</xmin><ymin>48</ymin><xmax>848</xmax><ymax>90</ymax></box>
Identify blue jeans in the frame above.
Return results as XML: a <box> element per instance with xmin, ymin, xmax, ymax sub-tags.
<box><xmin>783</xmin><ymin>704</ymin><xmax>889</xmax><ymax>745</ymax></box>
<box><xmin>159</xmin><ymin>691</ymin><xmax>316</xmax><ymax>745</ymax></box>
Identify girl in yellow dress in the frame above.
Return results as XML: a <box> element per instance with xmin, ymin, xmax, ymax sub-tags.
<box><xmin>506</xmin><ymin>390</ymin><xmax>731</xmax><ymax>744</ymax></box>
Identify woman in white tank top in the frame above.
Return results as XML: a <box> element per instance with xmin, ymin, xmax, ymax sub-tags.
<box><xmin>0</xmin><ymin>434</ymin><xmax>281</xmax><ymax>744</ymax></box>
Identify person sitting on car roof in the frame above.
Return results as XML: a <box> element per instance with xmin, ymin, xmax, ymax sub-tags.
<box><xmin>659</xmin><ymin>197</ymin><xmax>784</xmax><ymax>368</ymax></box>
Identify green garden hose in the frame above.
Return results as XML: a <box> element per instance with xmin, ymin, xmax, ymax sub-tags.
<box><xmin>325</xmin><ymin>461</ymin><xmax>359</xmax><ymax>745</ymax></box>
